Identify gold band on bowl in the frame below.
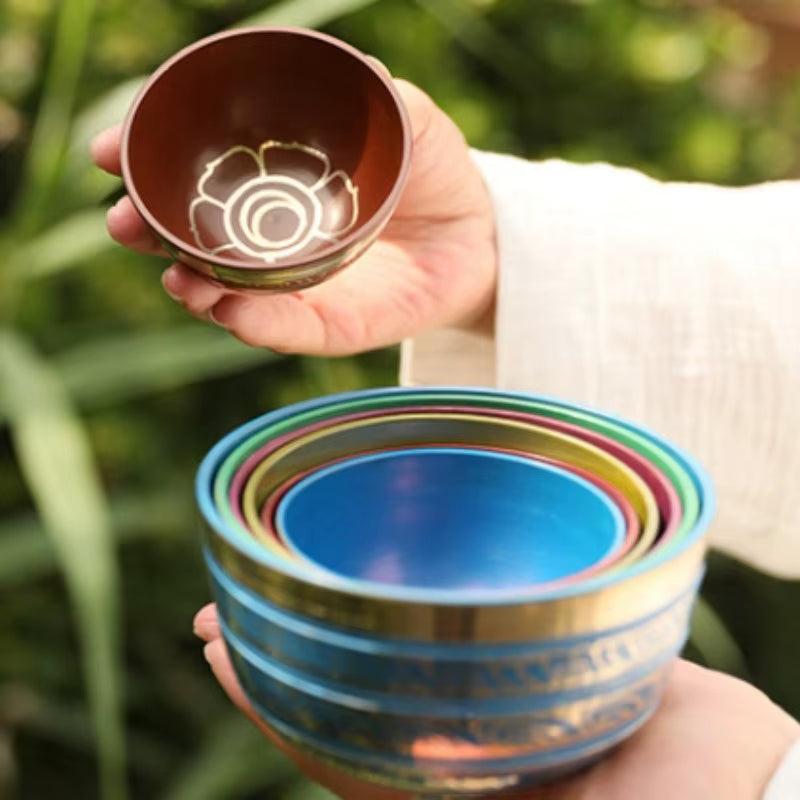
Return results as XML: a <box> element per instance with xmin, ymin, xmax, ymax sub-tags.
<box><xmin>204</xmin><ymin>520</ymin><xmax>705</xmax><ymax>641</ymax></box>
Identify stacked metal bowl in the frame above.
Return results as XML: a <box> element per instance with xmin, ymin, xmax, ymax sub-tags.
<box><xmin>196</xmin><ymin>387</ymin><xmax>714</xmax><ymax>797</ymax></box>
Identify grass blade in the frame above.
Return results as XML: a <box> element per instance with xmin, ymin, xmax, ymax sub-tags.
<box><xmin>0</xmin><ymin>325</ymin><xmax>285</xmax><ymax>429</ymax></box>
<box><xmin>161</xmin><ymin>713</ymin><xmax>297</xmax><ymax>800</ymax></box>
<box><xmin>55</xmin><ymin>324</ymin><xmax>283</xmax><ymax>407</ymax></box>
<box><xmin>417</xmin><ymin>0</ymin><xmax>531</xmax><ymax>90</ymax></box>
<box><xmin>280</xmin><ymin>782</ymin><xmax>337</xmax><ymax>800</ymax></box>
<box><xmin>0</xmin><ymin>486</ymin><xmax>191</xmax><ymax>587</ymax></box>
<box><xmin>0</xmin><ymin>329</ymin><xmax>127</xmax><ymax>800</ymax></box>
<box><xmin>15</xmin><ymin>694</ymin><xmax>173</xmax><ymax>782</ymax></box>
<box><xmin>15</xmin><ymin>0</ymin><xmax>98</xmax><ymax>234</ymax></box>
<box><xmin>237</xmin><ymin>0</ymin><xmax>379</xmax><ymax>29</ymax></box>
<box><xmin>62</xmin><ymin>77</ymin><xmax>146</xmax><ymax>206</ymax></box>
<box><xmin>300</xmin><ymin>356</ymin><xmax>370</xmax><ymax>396</ymax></box>
<box><xmin>7</xmin><ymin>209</ymin><xmax>113</xmax><ymax>282</ymax></box>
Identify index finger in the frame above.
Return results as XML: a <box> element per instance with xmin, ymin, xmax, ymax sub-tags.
<box><xmin>90</xmin><ymin>124</ymin><xmax>123</xmax><ymax>175</ymax></box>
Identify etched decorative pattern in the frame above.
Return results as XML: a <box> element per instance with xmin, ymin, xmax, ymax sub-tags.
<box><xmin>215</xmin><ymin>567</ymin><xmax>696</xmax><ymax>698</ymax></box>
<box><xmin>234</xmin><ymin>654</ymin><xmax>666</xmax><ymax>770</ymax></box>
<box><xmin>189</xmin><ymin>141</ymin><xmax>359</xmax><ymax>263</ymax></box>
<box><xmin>227</xmin><ymin>616</ymin><xmax>668</xmax><ymax>757</ymax></box>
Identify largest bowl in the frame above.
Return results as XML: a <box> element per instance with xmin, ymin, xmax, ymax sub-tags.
<box><xmin>197</xmin><ymin>387</ymin><xmax>713</xmax><ymax>640</ymax></box>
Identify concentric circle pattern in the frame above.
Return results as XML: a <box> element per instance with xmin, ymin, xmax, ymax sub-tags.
<box><xmin>196</xmin><ymin>387</ymin><xmax>714</xmax><ymax>796</ymax></box>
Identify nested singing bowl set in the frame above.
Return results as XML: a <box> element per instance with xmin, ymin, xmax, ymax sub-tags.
<box><xmin>197</xmin><ymin>386</ymin><xmax>714</xmax><ymax>796</ymax></box>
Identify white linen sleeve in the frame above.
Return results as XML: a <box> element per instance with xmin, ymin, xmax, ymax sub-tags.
<box><xmin>400</xmin><ymin>150</ymin><xmax>800</xmax><ymax>579</ymax></box>
<box><xmin>764</xmin><ymin>740</ymin><xmax>800</xmax><ymax>799</ymax></box>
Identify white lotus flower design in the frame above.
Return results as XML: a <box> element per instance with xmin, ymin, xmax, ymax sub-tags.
<box><xmin>189</xmin><ymin>141</ymin><xmax>359</xmax><ymax>263</ymax></box>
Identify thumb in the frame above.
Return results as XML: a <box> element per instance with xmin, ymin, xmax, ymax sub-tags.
<box><xmin>202</xmin><ymin>636</ymin><xmax>415</xmax><ymax>800</ymax></box>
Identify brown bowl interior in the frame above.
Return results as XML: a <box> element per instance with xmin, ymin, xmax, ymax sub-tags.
<box><xmin>125</xmin><ymin>30</ymin><xmax>407</xmax><ymax>268</ymax></box>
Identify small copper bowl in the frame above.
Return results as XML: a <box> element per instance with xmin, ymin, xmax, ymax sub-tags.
<box><xmin>121</xmin><ymin>27</ymin><xmax>412</xmax><ymax>291</ymax></box>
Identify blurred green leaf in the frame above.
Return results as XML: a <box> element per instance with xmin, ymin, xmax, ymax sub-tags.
<box><xmin>237</xmin><ymin>0</ymin><xmax>379</xmax><ymax>29</ymax></box>
<box><xmin>690</xmin><ymin>595</ymin><xmax>749</xmax><ymax>679</ymax></box>
<box><xmin>418</xmin><ymin>0</ymin><xmax>530</xmax><ymax>89</ymax></box>
<box><xmin>625</xmin><ymin>21</ymin><xmax>707</xmax><ymax>83</ymax></box>
<box><xmin>55</xmin><ymin>325</ymin><xmax>284</xmax><ymax>407</ymax></box>
<box><xmin>0</xmin><ymin>329</ymin><xmax>126</xmax><ymax>800</ymax></box>
<box><xmin>16</xmin><ymin>693</ymin><xmax>173</xmax><ymax>782</ymax></box>
<box><xmin>300</xmin><ymin>356</ymin><xmax>370</xmax><ymax>396</ymax></box>
<box><xmin>62</xmin><ymin>76</ymin><xmax>146</xmax><ymax>204</ymax></box>
<box><xmin>7</xmin><ymin>209</ymin><xmax>113</xmax><ymax>282</ymax></box>
<box><xmin>280</xmin><ymin>782</ymin><xmax>337</xmax><ymax>800</ymax></box>
<box><xmin>161</xmin><ymin>712</ymin><xmax>297</xmax><ymax>800</ymax></box>
<box><xmin>0</xmin><ymin>486</ymin><xmax>190</xmax><ymax>587</ymax></box>
<box><xmin>15</xmin><ymin>0</ymin><xmax>98</xmax><ymax>234</ymax></box>
<box><xmin>672</xmin><ymin>114</ymin><xmax>742</xmax><ymax>181</ymax></box>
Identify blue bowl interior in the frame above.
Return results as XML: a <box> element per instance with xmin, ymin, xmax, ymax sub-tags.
<box><xmin>276</xmin><ymin>447</ymin><xmax>625</xmax><ymax>590</ymax></box>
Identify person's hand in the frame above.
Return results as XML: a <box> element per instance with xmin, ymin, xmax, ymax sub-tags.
<box><xmin>90</xmin><ymin>78</ymin><xmax>497</xmax><ymax>356</ymax></box>
<box><xmin>194</xmin><ymin>603</ymin><xmax>799</xmax><ymax>800</ymax></box>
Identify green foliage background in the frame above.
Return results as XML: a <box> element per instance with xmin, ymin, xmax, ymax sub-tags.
<box><xmin>0</xmin><ymin>1</ymin><xmax>798</xmax><ymax>798</ymax></box>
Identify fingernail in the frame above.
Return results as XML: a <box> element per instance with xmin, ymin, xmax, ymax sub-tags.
<box><xmin>208</xmin><ymin>306</ymin><xmax>228</xmax><ymax>329</ymax></box>
<box><xmin>203</xmin><ymin>643</ymin><xmax>213</xmax><ymax>664</ymax></box>
<box><xmin>106</xmin><ymin>197</ymin><xmax>124</xmax><ymax>219</ymax></box>
<box><xmin>161</xmin><ymin>267</ymin><xmax>182</xmax><ymax>301</ymax></box>
<box><xmin>89</xmin><ymin>132</ymin><xmax>105</xmax><ymax>161</ymax></box>
<box><xmin>366</xmin><ymin>55</ymin><xmax>391</xmax><ymax>78</ymax></box>
<box><xmin>193</xmin><ymin>613</ymin><xmax>219</xmax><ymax>641</ymax></box>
